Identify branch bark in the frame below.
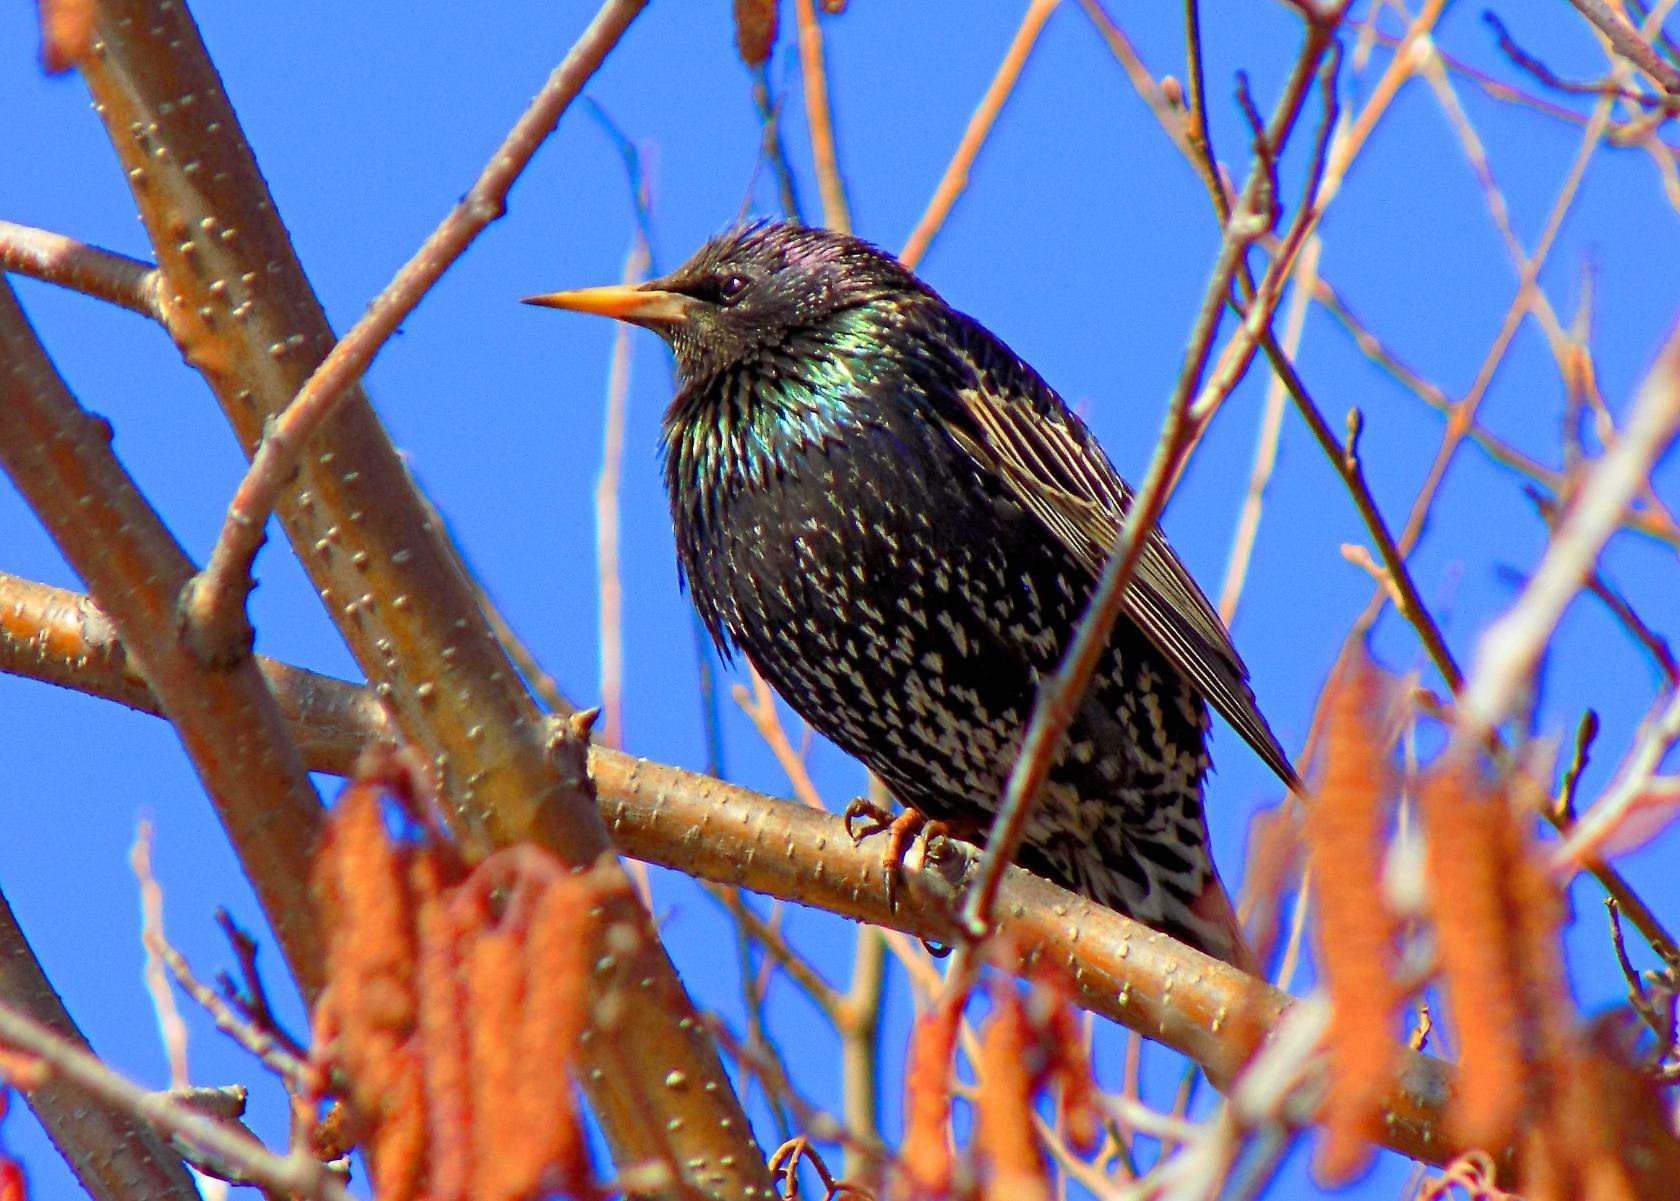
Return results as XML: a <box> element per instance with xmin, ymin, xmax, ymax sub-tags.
<box><xmin>2</xmin><ymin>575</ymin><xmax>1466</xmax><ymax>1173</ymax></box>
<box><xmin>0</xmin><ymin>280</ymin><xmax>328</xmax><ymax>997</ymax></box>
<box><xmin>69</xmin><ymin>0</ymin><xmax>769</xmax><ymax>1191</ymax></box>
<box><xmin>0</xmin><ymin>887</ymin><xmax>198</xmax><ymax>1201</ymax></box>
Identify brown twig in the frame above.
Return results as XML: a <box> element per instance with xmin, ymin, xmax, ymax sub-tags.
<box><xmin>1487</xmin><ymin>12</ymin><xmax>1680</xmax><ymax>112</ymax></box>
<box><xmin>0</xmin><ymin>885</ymin><xmax>198</xmax><ymax>1201</ymax></box>
<box><xmin>961</xmin><ymin>4</ymin><xmax>1343</xmax><ymax>942</ymax></box>
<box><xmin>214</xmin><ymin>910</ymin><xmax>308</xmax><ymax>1066</ymax></box>
<box><xmin>0</xmin><ymin>220</ymin><xmax>160</xmax><ymax>318</ymax></box>
<box><xmin>899</xmin><ymin>0</ymin><xmax>1060</xmax><ymax>269</ymax></box>
<box><xmin>793</xmin><ymin>0</ymin><xmax>852</xmax><ymax>232</ymax></box>
<box><xmin>1568</xmin><ymin>0</ymin><xmax>1680</xmax><ymax>95</ymax></box>
<box><xmin>155</xmin><ymin>923</ymin><xmax>313</xmax><ymax>1088</ymax></box>
<box><xmin>185</xmin><ymin>0</ymin><xmax>652</xmax><ymax>663</ymax></box>
<box><xmin>0</xmin><ymin>995</ymin><xmax>349</xmax><ymax>1201</ymax></box>
<box><xmin>1</xmin><ymin>580</ymin><xmax>1471</xmax><ymax>1171</ymax></box>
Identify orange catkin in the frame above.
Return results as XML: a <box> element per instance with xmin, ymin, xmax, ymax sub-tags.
<box><xmin>413</xmin><ymin>854</ymin><xmax>473</xmax><ymax>1201</ymax></box>
<box><xmin>466</xmin><ymin>928</ymin><xmax>527</xmax><ymax>1201</ymax></box>
<box><xmin>312</xmin><ymin>782</ymin><xmax>419</xmax><ymax>1121</ymax></box>
<box><xmin>1419</xmin><ymin>762</ymin><xmax>1526</xmax><ymax>1152</ymax></box>
<box><xmin>733</xmin><ymin>0</ymin><xmax>778</xmax><ymax>66</ymax></box>
<box><xmin>37</xmin><ymin>0</ymin><xmax>93</xmax><ymax>73</ymax></box>
<box><xmin>976</xmin><ymin>993</ymin><xmax>1050</xmax><ymax>1201</ymax></box>
<box><xmin>312</xmin><ymin>780</ymin><xmax>429</xmax><ymax>1201</ymax></box>
<box><xmin>897</xmin><ymin>997</ymin><xmax>961</xmax><ymax>1198</ymax></box>
<box><xmin>517</xmin><ymin>873</ymin><xmax>595</xmax><ymax>1194</ymax></box>
<box><xmin>1306</xmin><ymin>654</ymin><xmax>1402</xmax><ymax>1185</ymax></box>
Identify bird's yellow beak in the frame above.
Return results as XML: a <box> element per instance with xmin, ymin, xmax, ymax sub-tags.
<box><xmin>520</xmin><ymin>283</ymin><xmax>695</xmax><ymax>326</ymax></box>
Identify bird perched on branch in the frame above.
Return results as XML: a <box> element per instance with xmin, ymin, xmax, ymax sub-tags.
<box><xmin>526</xmin><ymin>221</ymin><xmax>1296</xmax><ymax>968</ymax></box>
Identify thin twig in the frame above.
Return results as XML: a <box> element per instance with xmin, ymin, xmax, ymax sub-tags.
<box><xmin>0</xmin><ymin>885</ymin><xmax>199</xmax><ymax>1201</ymax></box>
<box><xmin>1558</xmin><ymin>686</ymin><xmax>1680</xmax><ymax>879</ymax></box>
<box><xmin>1568</xmin><ymin>0</ymin><xmax>1680</xmax><ymax>94</ymax></box>
<box><xmin>596</xmin><ymin>234</ymin><xmax>649</xmax><ymax>751</ymax></box>
<box><xmin>0</xmin><ymin>997</ymin><xmax>351</xmax><ymax>1201</ymax></box>
<box><xmin>185</xmin><ymin>0</ymin><xmax>650</xmax><ymax>661</ymax></box>
<box><xmin>751</xmin><ymin>63</ymin><xmax>807</xmax><ymax>222</ymax></box>
<box><xmin>0</xmin><ymin>220</ymin><xmax>161</xmax><ymax>318</ymax></box>
<box><xmin>962</xmin><ymin>5</ymin><xmax>1344</xmax><ymax>940</ymax></box>
<box><xmin>959</xmin><ymin>189</ymin><xmax>1273</xmax><ymax>941</ymax></box>
<box><xmin>131</xmin><ymin>823</ymin><xmax>192</xmax><ymax>1094</ymax></box>
<box><xmin>1458</xmin><ymin>321</ymin><xmax>1680</xmax><ymax>744</ymax></box>
<box><xmin>1487</xmin><ymin>12</ymin><xmax>1680</xmax><ymax>112</ymax></box>
<box><xmin>899</xmin><ymin>0</ymin><xmax>1061</xmax><ymax>269</ymax></box>
<box><xmin>793</xmin><ymin>0</ymin><xmax>852</xmax><ymax>232</ymax></box>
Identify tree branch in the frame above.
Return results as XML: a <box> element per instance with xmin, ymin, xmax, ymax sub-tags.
<box><xmin>1</xmin><ymin>576</ymin><xmax>1468</xmax><ymax>1173</ymax></box>
<box><xmin>188</xmin><ymin>0</ymin><xmax>653</xmax><ymax>659</ymax></box>
<box><xmin>0</xmin><ymin>887</ymin><xmax>198</xmax><ymax>1201</ymax></box>
<box><xmin>73</xmin><ymin>0</ymin><xmax>766</xmax><ymax>1189</ymax></box>
<box><xmin>0</xmin><ymin>279</ymin><xmax>328</xmax><ymax>998</ymax></box>
<box><xmin>0</xmin><ymin>990</ymin><xmax>349</xmax><ymax>1201</ymax></box>
<box><xmin>0</xmin><ymin>221</ymin><xmax>160</xmax><ymax>319</ymax></box>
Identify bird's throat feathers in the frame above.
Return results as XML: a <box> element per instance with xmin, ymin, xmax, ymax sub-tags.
<box><xmin>660</xmin><ymin>304</ymin><xmax>907</xmax><ymax>502</ymax></box>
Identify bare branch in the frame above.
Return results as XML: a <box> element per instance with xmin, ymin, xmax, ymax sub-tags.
<box><xmin>0</xmin><ymin>886</ymin><xmax>198</xmax><ymax>1201</ymax></box>
<box><xmin>0</xmin><ymin>994</ymin><xmax>349</xmax><ymax>1201</ymax></box>
<box><xmin>794</xmin><ymin>0</ymin><xmax>852</xmax><ymax>232</ymax></box>
<box><xmin>0</xmin><ymin>279</ymin><xmax>328</xmax><ymax>997</ymax></box>
<box><xmin>899</xmin><ymin>0</ymin><xmax>1060</xmax><ymax>269</ymax></box>
<box><xmin>1567</xmin><ymin>0</ymin><xmax>1680</xmax><ymax>95</ymax></box>
<box><xmin>0</xmin><ymin>581</ymin><xmax>1470</xmax><ymax>1172</ymax></box>
<box><xmin>187</xmin><ymin>0</ymin><xmax>652</xmax><ymax>661</ymax></box>
<box><xmin>0</xmin><ymin>221</ymin><xmax>160</xmax><ymax>318</ymax></box>
<box><xmin>1459</xmin><ymin>320</ymin><xmax>1680</xmax><ymax>745</ymax></box>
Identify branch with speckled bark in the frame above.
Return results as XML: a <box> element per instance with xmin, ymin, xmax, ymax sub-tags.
<box><xmin>57</xmin><ymin>0</ymin><xmax>769</xmax><ymax>1193</ymax></box>
<box><xmin>0</xmin><ymin>280</ymin><xmax>329</xmax><ymax>996</ymax></box>
<box><xmin>0</xmin><ymin>886</ymin><xmax>198</xmax><ymax>1201</ymax></box>
<box><xmin>1</xmin><ymin>574</ymin><xmax>1465</xmax><ymax>1173</ymax></box>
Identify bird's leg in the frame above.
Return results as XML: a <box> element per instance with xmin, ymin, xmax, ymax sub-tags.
<box><xmin>841</xmin><ymin>793</ymin><xmax>897</xmax><ymax>843</ymax></box>
<box><xmin>843</xmin><ymin>798</ymin><xmax>956</xmax><ymax>912</ymax></box>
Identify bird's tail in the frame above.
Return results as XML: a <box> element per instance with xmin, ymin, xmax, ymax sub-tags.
<box><xmin>1181</xmin><ymin>870</ymin><xmax>1259</xmax><ymax>975</ymax></box>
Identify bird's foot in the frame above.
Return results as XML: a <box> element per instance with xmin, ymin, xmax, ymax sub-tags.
<box><xmin>843</xmin><ymin>798</ymin><xmax>953</xmax><ymax>912</ymax></box>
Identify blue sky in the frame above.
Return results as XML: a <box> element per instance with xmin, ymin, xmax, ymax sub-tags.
<box><xmin>3</xmin><ymin>3</ymin><xmax>1678</xmax><ymax>1197</ymax></box>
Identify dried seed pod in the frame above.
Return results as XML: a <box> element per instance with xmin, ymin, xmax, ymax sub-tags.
<box><xmin>1308</xmin><ymin>654</ymin><xmax>1402</xmax><ymax>1184</ymax></box>
<box><xmin>897</xmin><ymin>997</ymin><xmax>961</xmax><ymax>1197</ymax></box>
<box><xmin>734</xmin><ymin>0</ymin><xmax>778</xmax><ymax>67</ymax></box>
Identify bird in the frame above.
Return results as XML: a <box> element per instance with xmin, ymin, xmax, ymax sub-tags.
<box><xmin>525</xmin><ymin>221</ymin><xmax>1297</xmax><ymax>968</ymax></box>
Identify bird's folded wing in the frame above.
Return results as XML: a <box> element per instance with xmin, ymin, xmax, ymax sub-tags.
<box><xmin>947</xmin><ymin>371</ymin><xmax>1300</xmax><ymax>789</ymax></box>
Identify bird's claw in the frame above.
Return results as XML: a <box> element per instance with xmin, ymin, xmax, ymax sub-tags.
<box><xmin>843</xmin><ymin>799</ymin><xmax>949</xmax><ymax>913</ymax></box>
<box><xmin>842</xmin><ymin>796</ymin><xmax>895</xmax><ymax>844</ymax></box>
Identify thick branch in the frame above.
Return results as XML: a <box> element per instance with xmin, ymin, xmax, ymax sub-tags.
<box><xmin>189</xmin><ymin>0</ymin><xmax>652</xmax><ymax>657</ymax></box>
<box><xmin>2</xmin><ymin>577</ymin><xmax>1466</xmax><ymax>1172</ymax></box>
<box><xmin>76</xmin><ymin>0</ymin><xmax>764</xmax><ymax>1191</ymax></box>
<box><xmin>0</xmin><ymin>280</ymin><xmax>327</xmax><ymax>999</ymax></box>
<box><xmin>0</xmin><ymin>887</ymin><xmax>198</xmax><ymax>1201</ymax></box>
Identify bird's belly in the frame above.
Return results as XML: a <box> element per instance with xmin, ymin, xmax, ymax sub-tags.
<box><xmin>689</xmin><ymin>460</ymin><xmax>1205</xmax><ymax>840</ymax></box>
<box><xmin>714</xmin><ymin>486</ymin><xmax>1031</xmax><ymax>814</ymax></box>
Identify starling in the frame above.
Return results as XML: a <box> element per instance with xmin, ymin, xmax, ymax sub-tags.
<box><xmin>526</xmin><ymin>222</ymin><xmax>1296</xmax><ymax>967</ymax></box>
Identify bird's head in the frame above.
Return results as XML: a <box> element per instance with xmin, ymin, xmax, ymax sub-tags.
<box><xmin>524</xmin><ymin>221</ymin><xmax>928</xmax><ymax>384</ymax></box>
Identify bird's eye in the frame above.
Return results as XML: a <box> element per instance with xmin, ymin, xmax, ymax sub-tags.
<box><xmin>715</xmin><ymin>273</ymin><xmax>749</xmax><ymax>305</ymax></box>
